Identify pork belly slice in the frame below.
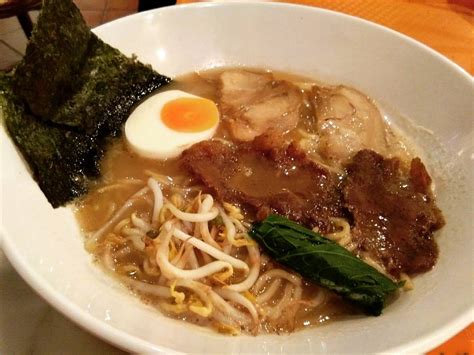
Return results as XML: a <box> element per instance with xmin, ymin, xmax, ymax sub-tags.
<box><xmin>343</xmin><ymin>150</ymin><xmax>445</xmax><ymax>277</ymax></box>
<box><xmin>183</xmin><ymin>135</ymin><xmax>444</xmax><ymax>277</ymax></box>
<box><xmin>311</xmin><ymin>85</ymin><xmax>389</xmax><ymax>164</ymax></box>
<box><xmin>181</xmin><ymin>134</ymin><xmax>345</xmax><ymax>233</ymax></box>
<box><xmin>219</xmin><ymin>70</ymin><xmax>303</xmax><ymax>141</ymax></box>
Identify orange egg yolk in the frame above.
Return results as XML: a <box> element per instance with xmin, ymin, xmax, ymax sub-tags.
<box><xmin>161</xmin><ymin>97</ymin><xmax>219</xmax><ymax>133</ymax></box>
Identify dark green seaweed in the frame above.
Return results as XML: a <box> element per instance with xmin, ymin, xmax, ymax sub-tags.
<box><xmin>1</xmin><ymin>75</ymin><xmax>93</xmax><ymax>205</ymax></box>
<box><xmin>1</xmin><ymin>0</ymin><xmax>171</xmax><ymax>207</ymax></box>
<box><xmin>249</xmin><ymin>215</ymin><xmax>403</xmax><ymax>315</ymax></box>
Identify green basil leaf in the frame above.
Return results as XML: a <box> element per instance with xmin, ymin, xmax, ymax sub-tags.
<box><xmin>249</xmin><ymin>214</ymin><xmax>403</xmax><ymax>315</ymax></box>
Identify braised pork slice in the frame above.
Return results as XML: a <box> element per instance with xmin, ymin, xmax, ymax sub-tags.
<box><xmin>344</xmin><ymin>150</ymin><xmax>445</xmax><ymax>277</ymax></box>
<box><xmin>312</xmin><ymin>86</ymin><xmax>389</xmax><ymax>164</ymax></box>
<box><xmin>181</xmin><ymin>134</ymin><xmax>344</xmax><ymax>233</ymax></box>
<box><xmin>219</xmin><ymin>70</ymin><xmax>303</xmax><ymax>141</ymax></box>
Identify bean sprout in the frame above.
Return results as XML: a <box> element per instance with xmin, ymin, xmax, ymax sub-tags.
<box><xmin>91</xmin><ymin>186</ymin><xmax>149</xmax><ymax>242</ymax></box>
<box><xmin>225</xmin><ymin>245</ymin><xmax>260</xmax><ymax>292</ymax></box>
<box><xmin>87</xmin><ymin>172</ymin><xmax>338</xmax><ymax>335</ymax></box>
<box><xmin>168</xmin><ymin>224</ymin><xmax>249</xmax><ymax>272</ymax></box>
<box><xmin>156</xmin><ymin>228</ymin><xmax>233</xmax><ymax>280</ymax></box>
<box><xmin>165</xmin><ymin>202</ymin><xmax>219</xmax><ymax>222</ymax></box>
<box><xmin>215</xmin><ymin>288</ymin><xmax>259</xmax><ymax>323</ymax></box>
<box><xmin>148</xmin><ymin>178</ymin><xmax>163</xmax><ymax>226</ymax></box>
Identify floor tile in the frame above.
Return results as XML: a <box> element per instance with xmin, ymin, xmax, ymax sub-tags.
<box><xmin>0</xmin><ymin>16</ymin><xmax>20</xmax><ymax>36</ymax></box>
<box><xmin>29</xmin><ymin>10</ymin><xmax>40</xmax><ymax>22</ymax></box>
<box><xmin>1</xmin><ymin>29</ymin><xmax>28</xmax><ymax>55</ymax></box>
<box><xmin>0</xmin><ymin>41</ymin><xmax>22</xmax><ymax>71</ymax></box>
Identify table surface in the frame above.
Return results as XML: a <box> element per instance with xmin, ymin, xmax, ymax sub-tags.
<box><xmin>0</xmin><ymin>1</ymin><xmax>471</xmax><ymax>354</ymax></box>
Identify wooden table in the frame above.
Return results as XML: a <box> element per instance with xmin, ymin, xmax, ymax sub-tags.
<box><xmin>176</xmin><ymin>0</ymin><xmax>473</xmax><ymax>353</ymax></box>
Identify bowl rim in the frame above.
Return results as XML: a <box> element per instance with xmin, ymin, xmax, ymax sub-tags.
<box><xmin>108</xmin><ymin>0</ymin><xmax>472</xmax><ymax>79</ymax></box>
<box><xmin>1</xmin><ymin>2</ymin><xmax>472</xmax><ymax>354</ymax></box>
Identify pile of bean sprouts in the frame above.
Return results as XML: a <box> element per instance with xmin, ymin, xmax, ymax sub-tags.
<box><xmin>84</xmin><ymin>175</ymin><xmax>332</xmax><ymax>334</ymax></box>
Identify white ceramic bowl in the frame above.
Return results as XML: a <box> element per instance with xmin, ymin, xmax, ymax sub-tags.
<box><xmin>1</xmin><ymin>2</ymin><xmax>472</xmax><ymax>354</ymax></box>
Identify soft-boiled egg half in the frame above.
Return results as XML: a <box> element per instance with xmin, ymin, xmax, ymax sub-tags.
<box><xmin>125</xmin><ymin>90</ymin><xmax>219</xmax><ymax>159</ymax></box>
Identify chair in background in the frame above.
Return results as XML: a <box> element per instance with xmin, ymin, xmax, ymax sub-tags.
<box><xmin>0</xmin><ymin>0</ymin><xmax>42</xmax><ymax>38</ymax></box>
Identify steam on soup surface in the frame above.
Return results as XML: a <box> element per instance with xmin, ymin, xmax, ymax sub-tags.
<box><xmin>75</xmin><ymin>68</ymin><xmax>444</xmax><ymax>335</ymax></box>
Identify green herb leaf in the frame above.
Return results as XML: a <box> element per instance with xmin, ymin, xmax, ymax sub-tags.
<box><xmin>249</xmin><ymin>214</ymin><xmax>403</xmax><ymax>315</ymax></box>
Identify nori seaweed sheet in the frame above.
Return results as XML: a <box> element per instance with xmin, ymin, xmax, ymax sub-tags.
<box><xmin>1</xmin><ymin>0</ymin><xmax>171</xmax><ymax>207</ymax></box>
<box><xmin>1</xmin><ymin>75</ymin><xmax>92</xmax><ymax>204</ymax></box>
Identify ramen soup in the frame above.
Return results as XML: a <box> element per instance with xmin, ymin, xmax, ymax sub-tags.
<box><xmin>75</xmin><ymin>69</ymin><xmax>445</xmax><ymax>335</ymax></box>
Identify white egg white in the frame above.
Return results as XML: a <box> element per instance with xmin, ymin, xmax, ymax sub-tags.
<box><xmin>125</xmin><ymin>90</ymin><xmax>219</xmax><ymax>160</ymax></box>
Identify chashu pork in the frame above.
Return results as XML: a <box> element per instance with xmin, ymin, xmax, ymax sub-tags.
<box><xmin>181</xmin><ymin>134</ymin><xmax>345</xmax><ymax>233</ymax></box>
<box><xmin>343</xmin><ymin>150</ymin><xmax>445</xmax><ymax>276</ymax></box>
<box><xmin>311</xmin><ymin>85</ymin><xmax>389</xmax><ymax>165</ymax></box>
<box><xmin>219</xmin><ymin>70</ymin><xmax>303</xmax><ymax>141</ymax></box>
